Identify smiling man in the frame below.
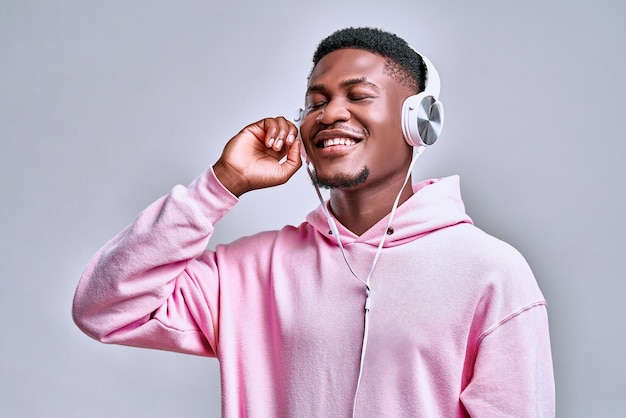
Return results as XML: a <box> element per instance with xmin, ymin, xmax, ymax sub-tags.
<box><xmin>73</xmin><ymin>27</ymin><xmax>555</xmax><ymax>417</ymax></box>
<box><xmin>300</xmin><ymin>46</ymin><xmax>417</xmax><ymax>235</ymax></box>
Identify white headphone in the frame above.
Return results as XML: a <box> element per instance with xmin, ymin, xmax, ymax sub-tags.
<box><xmin>401</xmin><ymin>50</ymin><xmax>444</xmax><ymax>147</ymax></box>
<box><xmin>295</xmin><ymin>49</ymin><xmax>444</xmax><ymax>149</ymax></box>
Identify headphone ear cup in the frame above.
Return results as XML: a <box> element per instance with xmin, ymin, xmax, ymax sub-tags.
<box><xmin>401</xmin><ymin>93</ymin><xmax>444</xmax><ymax>147</ymax></box>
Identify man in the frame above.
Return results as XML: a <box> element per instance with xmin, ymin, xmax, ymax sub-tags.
<box><xmin>73</xmin><ymin>27</ymin><xmax>555</xmax><ymax>417</ymax></box>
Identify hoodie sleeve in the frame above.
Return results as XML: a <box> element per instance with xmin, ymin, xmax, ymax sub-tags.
<box><xmin>72</xmin><ymin>167</ymin><xmax>238</xmax><ymax>356</ymax></box>
<box><xmin>460</xmin><ymin>303</ymin><xmax>556</xmax><ymax>417</ymax></box>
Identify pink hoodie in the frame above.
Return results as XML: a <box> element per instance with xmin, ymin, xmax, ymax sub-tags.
<box><xmin>73</xmin><ymin>168</ymin><xmax>555</xmax><ymax>417</ymax></box>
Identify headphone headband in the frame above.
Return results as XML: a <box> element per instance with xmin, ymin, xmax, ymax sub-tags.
<box><xmin>418</xmin><ymin>53</ymin><xmax>441</xmax><ymax>98</ymax></box>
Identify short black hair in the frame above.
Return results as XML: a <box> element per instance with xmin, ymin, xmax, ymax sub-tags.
<box><xmin>312</xmin><ymin>27</ymin><xmax>426</xmax><ymax>93</ymax></box>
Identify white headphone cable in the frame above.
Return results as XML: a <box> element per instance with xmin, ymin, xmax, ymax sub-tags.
<box><xmin>303</xmin><ymin>146</ymin><xmax>425</xmax><ymax>417</ymax></box>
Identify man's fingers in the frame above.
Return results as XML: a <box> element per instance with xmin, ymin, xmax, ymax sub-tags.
<box><xmin>261</xmin><ymin>117</ymin><xmax>298</xmax><ymax>152</ymax></box>
<box><xmin>282</xmin><ymin>140</ymin><xmax>302</xmax><ymax>173</ymax></box>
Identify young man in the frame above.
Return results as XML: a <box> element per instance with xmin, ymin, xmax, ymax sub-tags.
<box><xmin>73</xmin><ymin>27</ymin><xmax>555</xmax><ymax>417</ymax></box>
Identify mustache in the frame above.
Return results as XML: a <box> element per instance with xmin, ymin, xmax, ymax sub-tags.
<box><xmin>311</xmin><ymin>123</ymin><xmax>367</xmax><ymax>142</ymax></box>
<box><xmin>318</xmin><ymin>123</ymin><xmax>365</xmax><ymax>135</ymax></box>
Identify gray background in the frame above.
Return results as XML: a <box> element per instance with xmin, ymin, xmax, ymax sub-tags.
<box><xmin>1</xmin><ymin>0</ymin><xmax>624</xmax><ymax>417</ymax></box>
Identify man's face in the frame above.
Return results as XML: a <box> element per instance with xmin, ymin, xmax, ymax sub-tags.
<box><xmin>300</xmin><ymin>48</ymin><xmax>413</xmax><ymax>190</ymax></box>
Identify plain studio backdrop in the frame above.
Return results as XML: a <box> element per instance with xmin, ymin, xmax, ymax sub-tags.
<box><xmin>1</xmin><ymin>1</ymin><xmax>624</xmax><ymax>417</ymax></box>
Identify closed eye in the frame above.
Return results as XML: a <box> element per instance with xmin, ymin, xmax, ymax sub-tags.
<box><xmin>306</xmin><ymin>102</ymin><xmax>326</xmax><ymax>111</ymax></box>
<box><xmin>349</xmin><ymin>95</ymin><xmax>373</xmax><ymax>101</ymax></box>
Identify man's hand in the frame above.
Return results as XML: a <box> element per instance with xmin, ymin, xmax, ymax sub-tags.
<box><xmin>212</xmin><ymin>117</ymin><xmax>302</xmax><ymax>197</ymax></box>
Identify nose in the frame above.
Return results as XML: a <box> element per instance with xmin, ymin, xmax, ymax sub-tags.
<box><xmin>316</xmin><ymin>99</ymin><xmax>350</xmax><ymax>125</ymax></box>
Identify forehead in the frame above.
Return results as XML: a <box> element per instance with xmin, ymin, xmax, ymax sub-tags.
<box><xmin>308</xmin><ymin>48</ymin><xmax>390</xmax><ymax>88</ymax></box>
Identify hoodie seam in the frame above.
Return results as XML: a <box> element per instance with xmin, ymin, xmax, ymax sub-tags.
<box><xmin>472</xmin><ymin>300</ymin><xmax>548</xmax><ymax>365</ymax></box>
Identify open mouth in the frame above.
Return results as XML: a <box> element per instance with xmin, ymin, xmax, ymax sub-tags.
<box><xmin>313</xmin><ymin>128</ymin><xmax>364</xmax><ymax>149</ymax></box>
<box><xmin>317</xmin><ymin>137</ymin><xmax>360</xmax><ymax>148</ymax></box>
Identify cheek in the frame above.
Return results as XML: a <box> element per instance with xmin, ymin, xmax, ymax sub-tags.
<box><xmin>362</xmin><ymin>105</ymin><xmax>402</xmax><ymax>138</ymax></box>
<box><xmin>299</xmin><ymin>111</ymin><xmax>317</xmax><ymax>136</ymax></box>
<box><xmin>365</xmin><ymin>104</ymin><xmax>411</xmax><ymax>158</ymax></box>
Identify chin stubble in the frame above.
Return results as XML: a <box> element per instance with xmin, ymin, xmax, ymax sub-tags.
<box><xmin>311</xmin><ymin>166</ymin><xmax>370</xmax><ymax>189</ymax></box>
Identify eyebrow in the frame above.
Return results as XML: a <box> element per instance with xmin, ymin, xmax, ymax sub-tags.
<box><xmin>306</xmin><ymin>77</ymin><xmax>382</xmax><ymax>95</ymax></box>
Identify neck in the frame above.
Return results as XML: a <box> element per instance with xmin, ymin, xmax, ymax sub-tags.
<box><xmin>329</xmin><ymin>173</ymin><xmax>414</xmax><ymax>236</ymax></box>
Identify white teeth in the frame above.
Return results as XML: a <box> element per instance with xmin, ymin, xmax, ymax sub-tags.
<box><xmin>322</xmin><ymin>138</ymin><xmax>357</xmax><ymax>148</ymax></box>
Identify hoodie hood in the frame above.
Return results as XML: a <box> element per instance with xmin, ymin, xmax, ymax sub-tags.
<box><xmin>305</xmin><ymin>176</ymin><xmax>473</xmax><ymax>247</ymax></box>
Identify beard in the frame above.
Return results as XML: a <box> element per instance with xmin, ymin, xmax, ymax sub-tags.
<box><xmin>311</xmin><ymin>166</ymin><xmax>370</xmax><ymax>189</ymax></box>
